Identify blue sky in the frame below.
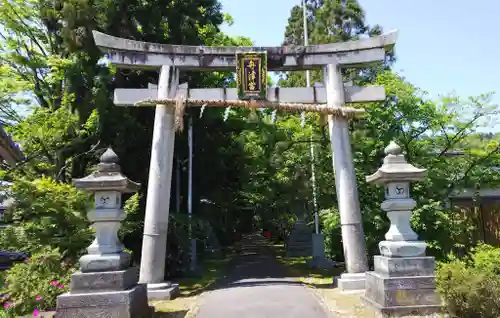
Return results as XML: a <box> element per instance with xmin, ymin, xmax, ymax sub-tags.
<box><xmin>219</xmin><ymin>0</ymin><xmax>499</xmax><ymax>105</ymax></box>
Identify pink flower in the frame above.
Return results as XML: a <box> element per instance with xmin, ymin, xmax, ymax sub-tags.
<box><xmin>35</xmin><ymin>295</ymin><xmax>41</xmax><ymax>301</ymax></box>
<box><xmin>57</xmin><ymin>284</ymin><xmax>64</xmax><ymax>289</ymax></box>
<box><xmin>33</xmin><ymin>309</ymin><xmax>39</xmax><ymax>316</ymax></box>
<box><xmin>3</xmin><ymin>302</ymin><xmax>9</xmax><ymax>309</ymax></box>
<box><xmin>49</xmin><ymin>280</ymin><xmax>58</xmax><ymax>286</ymax></box>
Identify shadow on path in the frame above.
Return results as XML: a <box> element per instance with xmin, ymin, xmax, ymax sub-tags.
<box><xmin>194</xmin><ymin>234</ymin><xmax>330</xmax><ymax>318</ymax></box>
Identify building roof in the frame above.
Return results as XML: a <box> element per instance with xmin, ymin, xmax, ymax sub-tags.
<box><xmin>0</xmin><ymin>126</ymin><xmax>23</xmax><ymax>167</ymax></box>
<box><xmin>449</xmin><ymin>188</ymin><xmax>500</xmax><ymax>199</ymax></box>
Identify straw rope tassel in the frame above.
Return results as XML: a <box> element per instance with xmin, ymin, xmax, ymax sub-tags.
<box><xmin>174</xmin><ymin>95</ymin><xmax>187</xmax><ymax>132</ymax></box>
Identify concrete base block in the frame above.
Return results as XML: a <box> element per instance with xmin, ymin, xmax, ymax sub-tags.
<box><xmin>361</xmin><ymin>294</ymin><xmax>442</xmax><ymax>317</ymax></box>
<box><xmin>365</xmin><ymin>272</ymin><xmax>439</xmax><ymax>307</ymax></box>
<box><xmin>80</xmin><ymin>252</ymin><xmax>131</xmax><ymax>273</ymax></box>
<box><xmin>56</xmin><ymin>284</ymin><xmax>152</xmax><ymax>318</ymax></box>
<box><xmin>147</xmin><ymin>283</ymin><xmax>180</xmax><ymax>300</ymax></box>
<box><xmin>363</xmin><ymin>256</ymin><xmax>443</xmax><ymax>316</ymax></box>
<box><xmin>334</xmin><ymin>272</ymin><xmax>366</xmax><ymax>291</ymax></box>
<box><xmin>70</xmin><ymin>267</ymin><xmax>139</xmax><ymax>293</ymax></box>
<box><xmin>373</xmin><ymin>255</ymin><xmax>435</xmax><ymax>277</ymax></box>
<box><xmin>378</xmin><ymin>240</ymin><xmax>427</xmax><ymax>258</ymax></box>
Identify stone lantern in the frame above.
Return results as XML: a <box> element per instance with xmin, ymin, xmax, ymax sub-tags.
<box><xmin>57</xmin><ymin>148</ymin><xmax>151</xmax><ymax>318</ymax></box>
<box><xmin>362</xmin><ymin>141</ymin><xmax>441</xmax><ymax>316</ymax></box>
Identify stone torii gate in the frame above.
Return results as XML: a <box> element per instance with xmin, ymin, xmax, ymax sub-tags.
<box><xmin>92</xmin><ymin>30</ymin><xmax>397</xmax><ymax>297</ymax></box>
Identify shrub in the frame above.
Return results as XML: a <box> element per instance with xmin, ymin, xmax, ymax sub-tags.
<box><xmin>470</xmin><ymin>244</ymin><xmax>500</xmax><ymax>274</ymax></box>
<box><xmin>320</xmin><ymin>208</ymin><xmax>343</xmax><ymax>261</ymax></box>
<box><xmin>0</xmin><ymin>176</ymin><xmax>92</xmax><ymax>262</ymax></box>
<box><xmin>437</xmin><ymin>244</ymin><xmax>500</xmax><ymax>318</ymax></box>
<box><xmin>0</xmin><ymin>248</ymin><xmax>72</xmax><ymax>316</ymax></box>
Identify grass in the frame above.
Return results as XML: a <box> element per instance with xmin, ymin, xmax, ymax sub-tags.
<box><xmin>152</xmin><ymin>251</ymin><xmax>234</xmax><ymax>317</ymax></box>
<box><xmin>175</xmin><ymin>255</ymin><xmax>233</xmax><ymax>297</ymax></box>
<box><xmin>272</xmin><ymin>243</ymin><xmax>342</xmax><ymax>286</ymax></box>
<box><xmin>271</xmin><ymin>242</ymin><xmax>373</xmax><ymax>317</ymax></box>
<box><xmin>151</xmin><ymin>298</ymin><xmax>194</xmax><ymax>318</ymax></box>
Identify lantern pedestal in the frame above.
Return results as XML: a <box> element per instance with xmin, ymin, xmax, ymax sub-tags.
<box><xmin>362</xmin><ymin>255</ymin><xmax>441</xmax><ymax>316</ymax></box>
<box><xmin>378</xmin><ymin>240</ymin><xmax>428</xmax><ymax>258</ymax></box>
<box><xmin>57</xmin><ymin>268</ymin><xmax>152</xmax><ymax>318</ymax></box>
<box><xmin>79</xmin><ymin>252</ymin><xmax>131</xmax><ymax>273</ymax></box>
<box><xmin>362</xmin><ymin>142</ymin><xmax>442</xmax><ymax>316</ymax></box>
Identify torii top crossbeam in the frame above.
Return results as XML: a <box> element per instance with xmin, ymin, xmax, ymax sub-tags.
<box><xmin>92</xmin><ymin>30</ymin><xmax>397</xmax><ymax>71</ymax></box>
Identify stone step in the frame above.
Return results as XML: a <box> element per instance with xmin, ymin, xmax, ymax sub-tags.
<box><xmin>288</xmin><ymin>243</ymin><xmax>311</xmax><ymax>248</ymax></box>
<box><xmin>289</xmin><ymin>230</ymin><xmax>312</xmax><ymax>235</ymax></box>
<box><xmin>288</xmin><ymin>239</ymin><xmax>310</xmax><ymax>243</ymax></box>
<box><xmin>287</xmin><ymin>251</ymin><xmax>312</xmax><ymax>257</ymax></box>
<box><xmin>287</xmin><ymin>248</ymin><xmax>312</xmax><ymax>252</ymax></box>
<box><xmin>287</xmin><ymin>237</ymin><xmax>312</xmax><ymax>244</ymax></box>
<box><xmin>286</xmin><ymin>243</ymin><xmax>312</xmax><ymax>248</ymax></box>
<box><xmin>288</xmin><ymin>240</ymin><xmax>311</xmax><ymax>244</ymax></box>
<box><xmin>291</xmin><ymin>228</ymin><xmax>307</xmax><ymax>232</ymax></box>
<box><xmin>290</xmin><ymin>229</ymin><xmax>312</xmax><ymax>234</ymax></box>
<box><xmin>289</xmin><ymin>231</ymin><xmax>312</xmax><ymax>237</ymax></box>
<box><xmin>288</xmin><ymin>237</ymin><xmax>312</xmax><ymax>242</ymax></box>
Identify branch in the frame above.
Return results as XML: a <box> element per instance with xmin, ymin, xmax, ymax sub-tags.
<box><xmin>55</xmin><ymin>141</ymin><xmax>103</xmax><ymax>181</ymax></box>
<box><xmin>438</xmin><ymin>122</ymin><xmax>451</xmax><ymax>146</ymax></box>
<box><xmin>6</xmin><ymin>2</ymin><xmax>48</xmax><ymax>57</ymax></box>
<box><xmin>0</xmin><ymin>58</ymin><xmax>32</xmax><ymax>83</ymax></box>
<box><xmin>278</xmin><ymin>139</ymin><xmax>323</xmax><ymax>153</ymax></box>
<box><xmin>438</xmin><ymin>112</ymin><xmax>485</xmax><ymax>157</ymax></box>
<box><xmin>446</xmin><ymin>144</ymin><xmax>500</xmax><ymax>196</ymax></box>
<box><xmin>410</xmin><ymin>123</ymin><xmax>432</xmax><ymax>141</ymax></box>
<box><xmin>31</xmin><ymin>136</ymin><xmax>55</xmax><ymax>164</ymax></box>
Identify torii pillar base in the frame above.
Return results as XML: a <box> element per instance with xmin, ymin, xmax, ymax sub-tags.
<box><xmin>334</xmin><ymin>273</ymin><xmax>366</xmax><ymax>291</ymax></box>
<box><xmin>146</xmin><ymin>282</ymin><xmax>180</xmax><ymax>300</ymax></box>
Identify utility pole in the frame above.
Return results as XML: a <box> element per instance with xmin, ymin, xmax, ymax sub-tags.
<box><xmin>188</xmin><ymin>115</ymin><xmax>196</xmax><ymax>271</ymax></box>
<box><xmin>302</xmin><ymin>0</ymin><xmax>319</xmax><ymax>234</ymax></box>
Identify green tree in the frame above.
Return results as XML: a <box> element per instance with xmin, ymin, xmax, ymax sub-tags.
<box><xmin>279</xmin><ymin>0</ymin><xmax>390</xmax><ymax>88</ymax></box>
<box><xmin>0</xmin><ymin>0</ymin><xmax>256</xmax><ymax>273</ymax></box>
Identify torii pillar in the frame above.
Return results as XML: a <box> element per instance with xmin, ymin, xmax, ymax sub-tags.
<box><xmin>325</xmin><ymin>63</ymin><xmax>368</xmax><ymax>290</ymax></box>
<box><xmin>138</xmin><ymin>66</ymin><xmax>181</xmax><ymax>299</ymax></box>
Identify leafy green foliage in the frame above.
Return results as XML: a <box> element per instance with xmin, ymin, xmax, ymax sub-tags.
<box><xmin>0</xmin><ymin>177</ymin><xmax>92</xmax><ymax>262</ymax></box>
<box><xmin>117</xmin><ymin>193</ymin><xmax>141</xmax><ymax>239</ymax></box>
<box><xmin>279</xmin><ymin>0</ymin><xmax>392</xmax><ymax>88</ymax></box>
<box><xmin>319</xmin><ymin>208</ymin><xmax>343</xmax><ymax>260</ymax></box>
<box><xmin>276</xmin><ymin>67</ymin><xmax>500</xmax><ymax>260</ymax></box>
<box><xmin>469</xmin><ymin>244</ymin><xmax>500</xmax><ymax>274</ymax></box>
<box><xmin>7</xmin><ymin>107</ymin><xmax>99</xmax><ymax>180</ymax></box>
<box><xmin>1</xmin><ymin>248</ymin><xmax>71</xmax><ymax>315</ymax></box>
<box><xmin>437</xmin><ymin>244</ymin><xmax>500</xmax><ymax>317</ymax></box>
<box><xmin>0</xmin><ymin>0</ymin><xmax>258</xmax><ymax>276</ymax></box>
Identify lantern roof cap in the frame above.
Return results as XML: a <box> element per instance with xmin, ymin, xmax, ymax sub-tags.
<box><xmin>72</xmin><ymin>147</ymin><xmax>140</xmax><ymax>193</ymax></box>
<box><xmin>366</xmin><ymin>141</ymin><xmax>427</xmax><ymax>185</ymax></box>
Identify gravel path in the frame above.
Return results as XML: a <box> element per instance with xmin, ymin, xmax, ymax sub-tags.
<box><xmin>194</xmin><ymin>234</ymin><xmax>330</xmax><ymax>318</ymax></box>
